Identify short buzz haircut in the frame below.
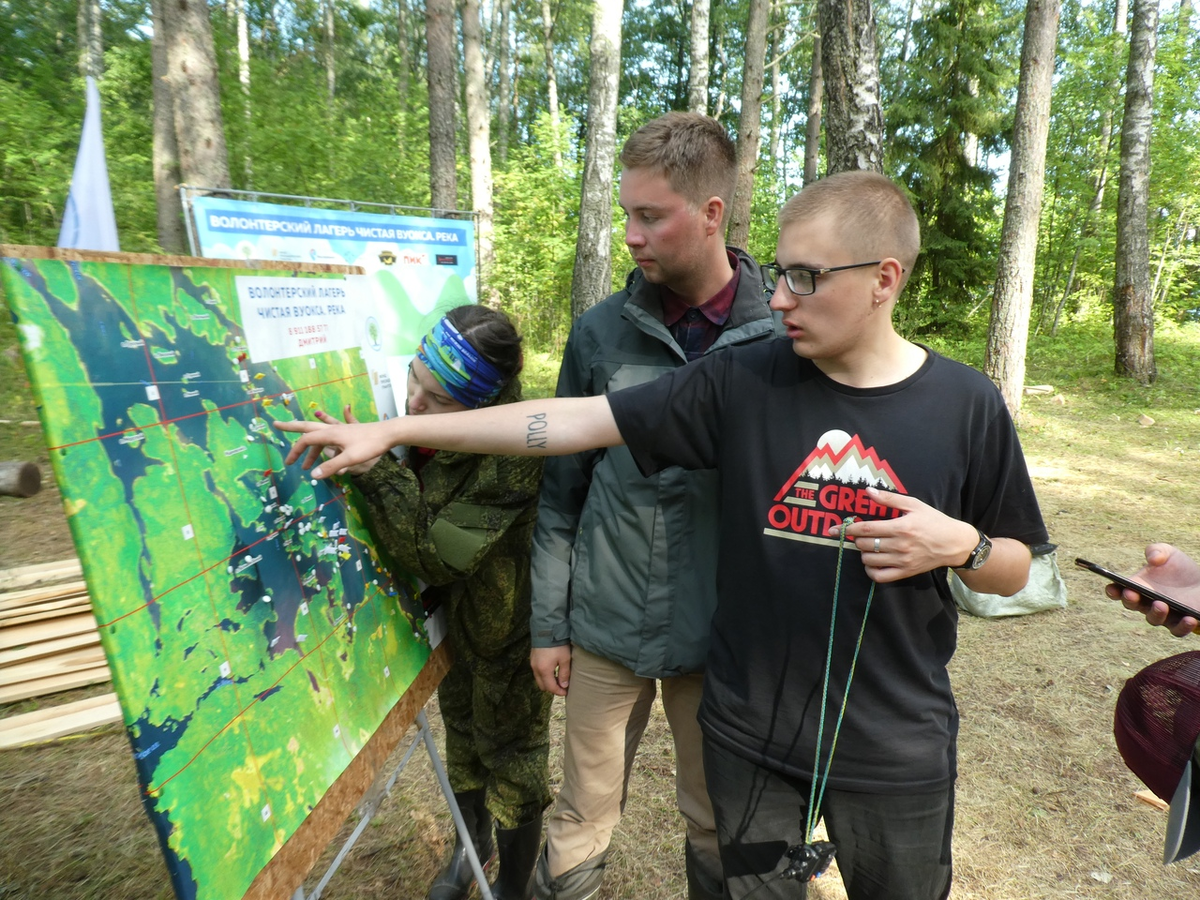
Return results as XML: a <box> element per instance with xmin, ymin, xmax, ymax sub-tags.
<box><xmin>778</xmin><ymin>171</ymin><xmax>921</xmax><ymax>274</ymax></box>
<box><xmin>620</xmin><ymin>112</ymin><xmax>739</xmax><ymax>215</ymax></box>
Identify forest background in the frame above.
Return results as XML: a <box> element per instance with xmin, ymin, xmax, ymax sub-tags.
<box><xmin>1</xmin><ymin>0</ymin><xmax>1198</xmax><ymax>377</ymax></box>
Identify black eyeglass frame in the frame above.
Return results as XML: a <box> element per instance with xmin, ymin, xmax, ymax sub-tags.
<box><xmin>760</xmin><ymin>260</ymin><xmax>885</xmax><ymax>296</ymax></box>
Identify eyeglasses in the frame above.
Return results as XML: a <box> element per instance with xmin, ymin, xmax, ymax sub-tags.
<box><xmin>760</xmin><ymin>260</ymin><xmax>883</xmax><ymax>296</ymax></box>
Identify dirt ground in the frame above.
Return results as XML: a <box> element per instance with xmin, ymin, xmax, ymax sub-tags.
<box><xmin>1</xmin><ymin>387</ymin><xmax>1199</xmax><ymax>899</ymax></box>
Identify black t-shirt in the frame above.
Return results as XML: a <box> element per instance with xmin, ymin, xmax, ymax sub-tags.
<box><xmin>608</xmin><ymin>340</ymin><xmax>1048</xmax><ymax>792</ymax></box>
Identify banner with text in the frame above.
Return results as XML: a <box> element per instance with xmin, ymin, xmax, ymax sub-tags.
<box><xmin>192</xmin><ymin>197</ymin><xmax>476</xmax><ymax>418</ymax></box>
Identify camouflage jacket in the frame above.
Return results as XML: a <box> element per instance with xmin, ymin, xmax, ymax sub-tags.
<box><xmin>354</xmin><ymin>378</ymin><xmax>544</xmax><ymax>664</ymax></box>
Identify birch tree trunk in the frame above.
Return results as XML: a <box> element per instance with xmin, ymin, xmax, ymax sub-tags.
<box><xmin>687</xmin><ymin>0</ymin><xmax>711</xmax><ymax>113</ymax></box>
<box><xmin>1113</xmin><ymin>0</ymin><xmax>1159</xmax><ymax>383</ymax></box>
<box><xmin>818</xmin><ymin>0</ymin><xmax>884</xmax><ymax>174</ymax></box>
<box><xmin>984</xmin><ymin>0</ymin><xmax>1061</xmax><ymax>418</ymax></box>
<box><xmin>426</xmin><ymin>0</ymin><xmax>458</xmax><ymax>212</ymax></box>
<box><xmin>726</xmin><ymin>0</ymin><xmax>770</xmax><ymax>249</ymax></box>
<box><xmin>1050</xmin><ymin>0</ymin><xmax>1126</xmax><ymax>334</ymax></box>
<box><xmin>804</xmin><ymin>33</ymin><xmax>823</xmax><ymax>185</ymax></box>
<box><xmin>539</xmin><ymin>0</ymin><xmax>563</xmax><ymax>167</ymax></box>
<box><xmin>161</xmin><ymin>0</ymin><xmax>232</xmax><ymax>190</ymax></box>
<box><xmin>496</xmin><ymin>0</ymin><xmax>512</xmax><ymax>164</ymax></box>
<box><xmin>768</xmin><ymin>8</ymin><xmax>782</xmax><ymax>180</ymax></box>
<box><xmin>323</xmin><ymin>0</ymin><xmax>336</xmax><ymax>103</ymax></box>
<box><xmin>150</xmin><ymin>0</ymin><xmax>187</xmax><ymax>253</ymax></box>
<box><xmin>77</xmin><ymin>0</ymin><xmax>103</xmax><ymax>78</ymax></box>
<box><xmin>237</xmin><ymin>0</ymin><xmax>252</xmax><ymax>188</ymax></box>
<box><xmin>462</xmin><ymin>0</ymin><xmax>496</xmax><ymax>306</ymax></box>
<box><xmin>570</xmin><ymin>0</ymin><xmax>623</xmax><ymax>321</ymax></box>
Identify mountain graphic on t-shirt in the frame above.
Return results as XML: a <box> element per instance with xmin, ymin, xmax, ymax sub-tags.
<box><xmin>775</xmin><ymin>429</ymin><xmax>907</xmax><ymax>502</ymax></box>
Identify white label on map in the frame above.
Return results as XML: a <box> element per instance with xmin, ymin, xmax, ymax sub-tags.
<box><xmin>299</xmin><ymin>602</ymin><xmax>309</xmax><ymax>615</ymax></box>
<box><xmin>261</xmin><ymin>805</ymin><xmax>271</xmax><ymax>822</ymax></box>
<box><xmin>181</xmin><ymin>524</ymin><xmax>194</xmax><ymax>540</ymax></box>
<box><xmin>332</xmin><ymin>724</ymin><xmax>341</xmax><ymax>738</ymax></box>
<box><xmin>239</xmin><ymin>370</ymin><xmax>250</xmax><ymax>383</ymax></box>
<box><xmin>383</xmin><ymin>666</ymin><xmax>390</xmax><ymax>678</ymax></box>
<box><xmin>235</xmin><ymin>275</ymin><xmax>369</xmax><ymax>363</ymax></box>
<box><xmin>220</xmin><ymin>661</ymin><xmax>231</xmax><ymax>678</ymax></box>
<box><xmin>145</xmin><ymin>384</ymin><xmax>160</xmax><ymax>401</ymax></box>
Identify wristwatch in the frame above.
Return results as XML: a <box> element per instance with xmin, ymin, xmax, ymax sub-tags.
<box><xmin>958</xmin><ymin>529</ymin><xmax>992</xmax><ymax>570</ymax></box>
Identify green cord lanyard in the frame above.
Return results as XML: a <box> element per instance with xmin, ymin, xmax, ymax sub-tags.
<box><xmin>803</xmin><ymin>517</ymin><xmax>876</xmax><ymax>844</ymax></box>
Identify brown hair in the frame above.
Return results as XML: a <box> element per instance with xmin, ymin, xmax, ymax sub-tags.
<box><xmin>620</xmin><ymin>112</ymin><xmax>738</xmax><ymax>215</ymax></box>
<box><xmin>778</xmin><ymin>171</ymin><xmax>921</xmax><ymax>273</ymax></box>
<box><xmin>444</xmin><ymin>304</ymin><xmax>524</xmax><ymax>381</ymax></box>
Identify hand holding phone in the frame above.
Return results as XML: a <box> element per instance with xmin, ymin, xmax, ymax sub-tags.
<box><xmin>1076</xmin><ymin>557</ymin><xmax>1200</xmax><ymax>632</ymax></box>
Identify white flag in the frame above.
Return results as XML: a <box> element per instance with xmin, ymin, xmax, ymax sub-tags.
<box><xmin>57</xmin><ymin>76</ymin><xmax>120</xmax><ymax>251</ymax></box>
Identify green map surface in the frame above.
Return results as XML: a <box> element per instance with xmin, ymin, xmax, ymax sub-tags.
<box><xmin>1</xmin><ymin>256</ymin><xmax>430</xmax><ymax>900</ymax></box>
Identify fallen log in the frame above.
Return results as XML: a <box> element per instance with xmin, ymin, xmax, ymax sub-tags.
<box><xmin>0</xmin><ymin>461</ymin><xmax>41</xmax><ymax>498</ymax></box>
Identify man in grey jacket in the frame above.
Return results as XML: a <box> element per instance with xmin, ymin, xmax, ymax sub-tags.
<box><xmin>528</xmin><ymin>112</ymin><xmax>778</xmax><ymax>900</ymax></box>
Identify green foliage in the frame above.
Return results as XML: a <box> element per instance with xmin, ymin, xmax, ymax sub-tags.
<box><xmin>492</xmin><ymin>113</ymin><xmax>580</xmax><ymax>352</ymax></box>
<box><xmin>885</xmin><ymin>0</ymin><xmax>1021</xmax><ymax>335</ymax></box>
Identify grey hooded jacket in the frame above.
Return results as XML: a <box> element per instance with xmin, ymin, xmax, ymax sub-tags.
<box><xmin>529</xmin><ymin>248</ymin><xmax>779</xmax><ymax>676</ymax></box>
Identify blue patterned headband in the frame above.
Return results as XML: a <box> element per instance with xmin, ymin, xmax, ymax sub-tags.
<box><xmin>416</xmin><ymin>317</ymin><xmax>507</xmax><ymax>408</ymax></box>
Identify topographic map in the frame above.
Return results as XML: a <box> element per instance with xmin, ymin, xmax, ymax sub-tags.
<box><xmin>0</xmin><ymin>253</ymin><xmax>430</xmax><ymax>900</ymax></box>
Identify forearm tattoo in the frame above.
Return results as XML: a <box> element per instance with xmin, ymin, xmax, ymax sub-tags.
<box><xmin>525</xmin><ymin>412</ymin><xmax>548</xmax><ymax>450</ymax></box>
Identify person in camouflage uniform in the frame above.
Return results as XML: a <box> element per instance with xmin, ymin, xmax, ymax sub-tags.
<box><xmin>313</xmin><ymin>306</ymin><xmax>550</xmax><ymax>900</ymax></box>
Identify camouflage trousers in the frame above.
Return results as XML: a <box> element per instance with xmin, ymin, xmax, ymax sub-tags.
<box><xmin>439</xmin><ymin>648</ymin><xmax>553</xmax><ymax>829</ymax></box>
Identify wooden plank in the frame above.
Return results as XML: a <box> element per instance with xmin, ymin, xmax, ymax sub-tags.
<box><xmin>1134</xmin><ymin>789</ymin><xmax>1169</xmax><ymax>812</ymax></box>
<box><xmin>0</xmin><ymin>693</ymin><xmax>122</xmax><ymax>748</ymax></box>
<box><xmin>0</xmin><ymin>580</ymin><xmax>88</xmax><ymax>609</ymax></box>
<box><xmin>0</xmin><ymin>645</ymin><xmax>108</xmax><ymax>687</ymax></box>
<box><xmin>0</xmin><ymin>601</ymin><xmax>94</xmax><ymax>627</ymax></box>
<box><xmin>0</xmin><ymin>559</ymin><xmax>82</xmax><ymax>591</ymax></box>
<box><xmin>0</xmin><ymin>630</ymin><xmax>101</xmax><ymax>668</ymax></box>
<box><xmin>0</xmin><ymin>664</ymin><xmax>111</xmax><ymax>703</ymax></box>
<box><xmin>0</xmin><ymin>612</ymin><xmax>98</xmax><ymax>650</ymax></box>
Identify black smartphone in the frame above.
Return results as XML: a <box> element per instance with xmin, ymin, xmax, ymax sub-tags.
<box><xmin>1075</xmin><ymin>557</ymin><xmax>1200</xmax><ymax>618</ymax></box>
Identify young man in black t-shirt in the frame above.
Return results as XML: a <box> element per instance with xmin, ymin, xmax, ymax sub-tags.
<box><xmin>280</xmin><ymin>171</ymin><xmax>1048</xmax><ymax>900</ymax></box>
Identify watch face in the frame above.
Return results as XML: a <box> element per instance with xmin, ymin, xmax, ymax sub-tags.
<box><xmin>971</xmin><ymin>537</ymin><xmax>992</xmax><ymax>569</ymax></box>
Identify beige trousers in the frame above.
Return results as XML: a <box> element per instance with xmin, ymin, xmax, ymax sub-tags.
<box><xmin>544</xmin><ymin>645</ymin><xmax>722</xmax><ymax>882</ymax></box>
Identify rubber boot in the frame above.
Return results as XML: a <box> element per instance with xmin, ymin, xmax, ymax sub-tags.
<box><xmin>488</xmin><ymin>812</ymin><xmax>543</xmax><ymax>900</ymax></box>
<box><xmin>685</xmin><ymin>839</ymin><xmax>724</xmax><ymax>900</ymax></box>
<box><xmin>531</xmin><ymin>845</ymin><xmax>607</xmax><ymax>900</ymax></box>
<box><xmin>428</xmin><ymin>789</ymin><xmax>495</xmax><ymax>900</ymax></box>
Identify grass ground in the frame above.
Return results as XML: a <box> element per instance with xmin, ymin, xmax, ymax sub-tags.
<box><xmin>1</xmin><ymin>322</ymin><xmax>1198</xmax><ymax>899</ymax></box>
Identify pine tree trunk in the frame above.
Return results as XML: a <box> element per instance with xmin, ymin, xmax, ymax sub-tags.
<box><xmin>984</xmin><ymin>0</ymin><xmax>1061</xmax><ymax>419</ymax></box>
<box><xmin>462</xmin><ymin>0</ymin><xmax>496</xmax><ymax>306</ymax></box>
<box><xmin>161</xmin><ymin>0</ymin><xmax>232</xmax><ymax>190</ymax></box>
<box><xmin>818</xmin><ymin>0</ymin><xmax>884</xmax><ymax>174</ymax></box>
<box><xmin>687</xmin><ymin>0</ymin><xmax>711</xmax><ymax>113</ymax></box>
<box><xmin>1113</xmin><ymin>0</ymin><xmax>1159</xmax><ymax>384</ymax></box>
<box><xmin>726</xmin><ymin>0</ymin><xmax>769</xmax><ymax>250</ymax></box>
<box><xmin>804</xmin><ymin>34</ymin><xmax>823</xmax><ymax>185</ymax></box>
<box><xmin>570</xmin><ymin>0</ymin><xmax>623</xmax><ymax>321</ymax></box>
<box><xmin>426</xmin><ymin>0</ymin><xmax>458</xmax><ymax>212</ymax></box>
<box><xmin>150</xmin><ymin>0</ymin><xmax>187</xmax><ymax>254</ymax></box>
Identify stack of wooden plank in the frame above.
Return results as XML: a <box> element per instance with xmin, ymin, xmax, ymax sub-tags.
<box><xmin>0</xmin><ymin>559</ymin><xmax>121</xmax><ymax>749</ymax></box>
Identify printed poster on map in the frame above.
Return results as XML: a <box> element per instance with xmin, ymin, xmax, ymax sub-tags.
<box><xmin>0</xmin><ymin>253</ymin><xmax>431</xmax><ymax>900</ymax></box>
<box><xmin>190</xmin><ymin>197</ymin><xmax>476</xmax><ymax>419</ymax></box>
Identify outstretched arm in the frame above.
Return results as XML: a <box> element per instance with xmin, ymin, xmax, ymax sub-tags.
<box><xmin>275</xmin><ymin>395</ymin><xmax>621</xmax><ymax>479</ymax></box>
<box><xmin>1106</xmin><ymin>543</ymin><xmax>1200</xmax><ymax>637</ymax></box>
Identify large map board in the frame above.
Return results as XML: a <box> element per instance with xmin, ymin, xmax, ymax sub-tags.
<box><xmin>0</xmin><ymin>247</ymin><xmax>433</xmax><ymax>900</ymax></box>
